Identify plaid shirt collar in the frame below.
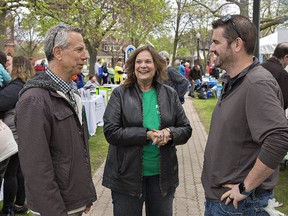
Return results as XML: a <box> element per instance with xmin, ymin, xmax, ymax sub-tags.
<box><xmin>45</xmin><ymin>68</ymin><xmax>79</xmax><ymax>114</ymax></box>
<box><xmin>46</xmin><ymin>68</ymin><xmax>70</xmax><ymax>94</ymax></box>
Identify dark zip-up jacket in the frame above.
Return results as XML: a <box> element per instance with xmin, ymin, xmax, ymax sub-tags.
<box><xmin>15</xmin><ymin>73</ymin><xmax>96</xmax><ymax>216</ymax></box>
<box><xmin>102</xmin><ymin>82</ymin><xmax>192</xmax><ymax>197</ymax></box>
<box><xmin>262</xmin><ymin>57</ymin><xmax>288</xmax><ymax>109</ymax></box>
<box><xmin>202</xmin><ymin>59</ymin><xmax>288</xmax><ymax>201</ymax></box>
<box><xmin>165</xmin><ymin>66</ymin><xmax>189</xmax><ymax>98</ymax></box>
<box><xmin>0</xmin><ymin>78</ymin><xmax>24</xmax><ymax>142</ymax></box>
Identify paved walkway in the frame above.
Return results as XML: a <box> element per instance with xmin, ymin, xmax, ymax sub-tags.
<box><xmin>87</xmin><ymin>96</ymin><xmax>207</xmax><ymax>216</ymax></box>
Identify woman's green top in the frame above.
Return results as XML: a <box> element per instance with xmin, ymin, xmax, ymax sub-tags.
<box><xmin>142</xmin><ymin>88</ymin><xmax>160</xmax><ymax>176</ymax></box>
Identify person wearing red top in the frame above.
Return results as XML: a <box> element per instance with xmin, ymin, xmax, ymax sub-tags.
<box><xmin>34</xmin><ymin>60</ymin><xmax>46</xmax><ymax>72</ymax></box>
<box><xmin>184</xmin><ymin>62</ymin><xmax>190</xmax><ymax>79</ymax></box>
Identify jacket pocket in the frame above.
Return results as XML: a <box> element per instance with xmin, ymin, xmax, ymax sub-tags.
<box><xmin>54</xmin><ymin>109</ymin><xmax>74</xmax><ymax>121</ymax></box>
<box><xmin>165</xmin><ymin>147</ymin><xmax>178</xmax><ymax>175</ymax></box>
<box><xmin>52</xmin><ymin>154</ymin><xmax>71</xmax><ymax>190</ymax></box>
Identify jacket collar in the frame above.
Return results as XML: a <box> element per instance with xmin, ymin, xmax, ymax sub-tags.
<box><xmin>219</xmin><ymin>57</ymin><xmax>260</xmax><ymax>86</ymax></box>
<box><xmin>20</xmin><ymin>72</ymin><xmax>60</xmax><ymax>97</ymax></box>
<box><xmin>268</xmin><ymin>56</ymin><xmax>282</xmax><ymax>67</ymax></box>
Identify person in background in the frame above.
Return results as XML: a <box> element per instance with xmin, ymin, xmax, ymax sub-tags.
<box><xmin>94</xmin><ymin>58</ymin><xmax>102</xmax><ymax>84</ymax></box>
<box><xmin>201</xmin><ymin>14</ymin><xmax>288</xmax><ymax>215</ymax></box>
<box><xmin>261</xmin><ymin>42</ymin><xmax>288</xmax><ymax>109</ymax></box>
<box><xmin>84</xmin><ymin>75</ymin><xmax>100</xmax><ymax>91</ymax></box>
<box><xmin>107</xmin><ymin>62</ymin><xmax>115</xmax><ymax>84</ymax></box>
<box><xmin>114</xmin><ymin>61</ymin><xmax>124</xmax><ymax>84</ymax></box>
<box><xmin>188</xmin><ymin>64</ymin><xmax>202</xmax><ymax>98</ymax></box>
<box><xmin>178</xmin><ymin>61</ymin><xmax>185</xmax><ymax>76</ymax></box>
<box><xmin>6</xmin><ymin>53</ymin><xmax>13</xmax><ymax>73</ymax></box>
<box><xmin>102</xmin><ymin>45</ymin><xmax>192</xmax><ymax>216</ymax></box>
<box><xmin>0</xmin><ymin>56</ymin><xmax>35</xmax><ymax>216</ymax></box>
<box><xmin>199</xmin><ymin>61</ymin><xmax>205</xmax><ymax>76</ymax></box>
<box><xmin>76</xmin><ymin>73</ymin><xmax>85</xmax><ymax>89</ymax></box>
<box><xmin>69</xmin><ymin>74</ymin><xmax>78</xmax><ymax>91</ymax></box>
<box><xmin>101</xmin><ymin>61</ymin><xmax>109</xmax><ymax>85</ymax></box>
<box><xmin>159</xmin><ymin>51</ymin><xmax>189</xmax><ymax>104</ymax></box>
<box><xmin>15</xmin><ymin>24</ymin><xmax>96</xmax><ymax>216</ymax></box>
<box><xmin>0</xmin><ymin>51</ymin><xmax>11</xmax><ymax>88</ymax></box>
<box><xmin>184</xmin><ymin>62</ymin><xmax>190</xmax><ymax>79</ymax></box>
<box><xmin>34</xmin><ymin>60</ymin><xmax>46</xmax><ymax>73</ymax></box>
<box><xmin>210</xmin><ymin>64</ymin><xmax>220</xmax><ymax>79</ymax></box>
<box><xmin>0</xmin><ymin>120</ymin><xmax>15</xmax><ymax>195</ymax></box>
<box><xmin>178</xmin><ymin>61</ymin><xmax>187</xmax><ymax>103</ymax></box>
<box><xmin>0</xmin><ymin>158</ymin><xmax>9</xmax><ymax>193</ymax></box>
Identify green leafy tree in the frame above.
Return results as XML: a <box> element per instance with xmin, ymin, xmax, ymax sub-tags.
<box><xmin>192</xmin><ymin>0</ymin><xmax>288</xmax><ymax>32</ymax></box>
<box><xmin>0</xmin><ymin>0</ymin><xmax>28</xmax><ymax>52</ymax></box>
<box><xmin>259</xmin><ymin>0</ymin><xmax>288</xmax><ymax>35</ymax></box>
<box><xmin>25</xmin><ymin>0</ymin><xmax>168</xmax><ymax>75</ymax></box>
<box><xmin>161</xmin><ymin>0</ymin><xmax>287</xmax><ymax>67</ymax></box>
<box><xmin>14</xmin><ymin>13</ymin><xmax>44</xmax><ymax>58</ymax></box>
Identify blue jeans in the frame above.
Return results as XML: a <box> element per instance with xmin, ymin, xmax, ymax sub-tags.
<box><xmin>204</xmin><ymin>191</ymin><xmax>273</xmax><ymax>215</ymax></box>
<box><xmin>112</xmin><ymin>175</ymin><xmax>175</xmax><ymax>216</ymax></box>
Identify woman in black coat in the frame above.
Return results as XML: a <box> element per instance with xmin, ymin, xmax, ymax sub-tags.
<box><xmin>0</xmin><ymin>56</ymin><xmax>35</xmax><ymax>215</ymax></box>
<box><xmin>102</xmin><ymin>45</ymin><xmax>192</xmax><ymax>215</ymax></box>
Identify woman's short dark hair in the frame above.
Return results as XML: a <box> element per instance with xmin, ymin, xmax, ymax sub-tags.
<box><xmin>212</xmin><ymin>14</ymin><xmax>256</xmax><ymax>55</ymax></box>
<box><xmin>0</xmin><ymin>51</ymin><xmax>7</xmax><ymax>66</ymax></box>
<box><xmin>123</xmin><ymin>45</ymin><xmax>167</xmax><ymax>89</ymax></box>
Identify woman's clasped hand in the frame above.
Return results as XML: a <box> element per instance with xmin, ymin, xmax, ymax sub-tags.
<box><xmin>148</xmin><ymin>129</ymin><xmax>171</xmax><ymax>147</ymax></box>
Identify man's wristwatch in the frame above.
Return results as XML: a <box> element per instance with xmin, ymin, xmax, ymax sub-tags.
<box><xmin>238</xmin><ymin>182</ymin><xmax>254</xmax><ymax>196</ymax></box>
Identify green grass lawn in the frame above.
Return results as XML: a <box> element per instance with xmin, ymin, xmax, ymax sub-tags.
<box><xmin>193</xmin><ymin>97</ymin><xmax>288</xmax><ymax>214</ymax></box>
<box><xmin>192</xmin><ymin>97</ymin><xmax>218</xmax><ymax>133</ymax></box>
<box><xmin>89</xmin><ymin>126</ymin><xmax>109</xmax><ymax>174</ymax></box>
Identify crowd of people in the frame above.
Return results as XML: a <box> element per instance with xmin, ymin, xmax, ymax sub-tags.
<box><xmin>93</xmin><ymin>59</ymin><xmax>125</xmax><ymax>86</ymax></box>
<box><xmin>0</xmin><ymin>13</ymin><xmax>288</xmax><ymax>216</ymax></box>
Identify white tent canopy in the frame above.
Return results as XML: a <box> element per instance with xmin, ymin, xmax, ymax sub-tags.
<box><xmin>259</xmin><ymin>29</ymin><xmax>288</xmax><ymax>55</ymax></box>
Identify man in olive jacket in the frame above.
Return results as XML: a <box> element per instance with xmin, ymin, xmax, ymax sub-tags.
<box><xmin>15</xmin><ymin>25</ymin><xmax>96</xmax><ymax>216</ymax></box>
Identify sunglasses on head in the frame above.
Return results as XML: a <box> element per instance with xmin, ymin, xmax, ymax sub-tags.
<box><xmin>222</xmin><ymin>15</ymin><xmax>243</xmax><ymax>41</ymax></box>
<box><xmin>52</xmin><ymin>25</ymin><xmax>67</xmax><ymax>48</ymax></box>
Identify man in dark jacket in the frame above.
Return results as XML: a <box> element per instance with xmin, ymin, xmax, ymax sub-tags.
<box><xmin>262</xmin><ymin>42</ymin><xmax>288</xmax><ymax>109</ymax></box>
<box><xmin>159</xmin><ymin>51</ymin><xmax>189</xmax><ymax>104</ymax></box>
<box><xmin>15</xmin><ymin>24</ymin><xmax>96</xmax><ymax>216</ymax></box>
<box><xmin>188</xmin><ymin>64</ymin><xmax>202</xmax><ymax>97</ymax></box>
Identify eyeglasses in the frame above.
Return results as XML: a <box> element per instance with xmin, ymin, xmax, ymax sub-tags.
<box><xmin>222</xmin><ymin>15</ymin><xmax>243</xmax><ymax>41</ymax></box>
<box><xmin>52</xmin><ymin>25</ymin><xmax>67</xmax><ymax>48</ymax></box>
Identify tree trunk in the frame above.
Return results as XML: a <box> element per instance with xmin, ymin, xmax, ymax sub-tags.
<box><xmin>86</xmin><ymin>40</ymin><xmax>100</xmax><ymax>76</ymax></box>
<box><xmin>0</xmin><ymin>3</ymin><xmax>7</xmax><ymax>52</ymax></box>
<box><xmin>239</xmin><ymin>0</ymin><xmax>249</xmax><ymax>17</ymax></box>
<box><xmin>89</xmin><ymin>52</ymin><xmax>96</xmax><ymax>76</ymax></box>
